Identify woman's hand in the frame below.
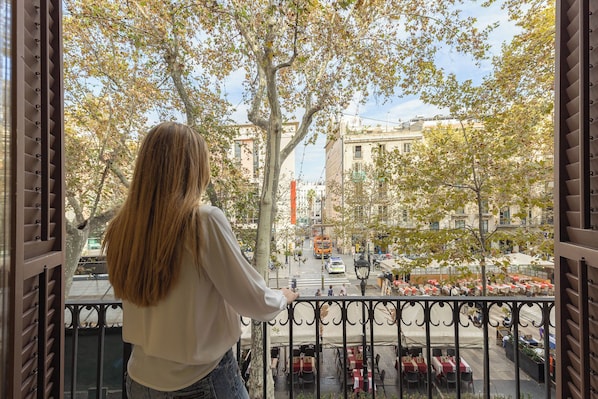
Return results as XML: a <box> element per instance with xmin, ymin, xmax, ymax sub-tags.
<box><xmin>281</xmin><ymin>288</ymin><xmax>300</xmax><ymax>304</ymax></box>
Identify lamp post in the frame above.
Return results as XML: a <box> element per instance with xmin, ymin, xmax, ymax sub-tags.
<box><xmin>320</xmin><ymin>196</ymin><xmax>325</xmax><ymax>290</ymax></box>
<box><xmin>354</xmin><ymin>253</ymin><xmax>371</xmax><ymax>393</ymax></box>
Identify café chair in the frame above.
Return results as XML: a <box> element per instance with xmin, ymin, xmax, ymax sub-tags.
<box><xmin>461</xmin><ymin>371</ymin><xmax>474</xmax><ymax>392</ymax></box>
<box><xmin>287</xmin><ymin>370</ymin><xmax>302</xmax><ymax>388</ymax></box>
<box><xmin>422</xmin><ymin>368</ymin><xmax>436</xmax><ymax>389</ymax></box>
<box><xmin>432</xmin><ymin>348</ymin><xmax>443</xmax><ymax>356</ymax></box>
<box><xmin>444</xmin><ymin>371</ymin><xmax>458</xmax><ymax>388</ymax></box>
<box><xmin>405</xmin><ymin>370</ymin><xmax>420</xmax><ymax>389</ymax></box>
<box><xmin>302</xmin><ymin>370</ymin><xmax>316</xmax><ymax>388</ymax></box>
<box><xmin>374</xmin><ymin>369</ymin><xmax>386</xmax><ymax>393</ymax></box>
<box><xmin>409</xmin><ymin>347</ymin><xmax>423</xmax><ymax>357</ymax></box>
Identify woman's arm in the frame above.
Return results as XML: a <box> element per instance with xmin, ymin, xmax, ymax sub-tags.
<box><xmin>199</xmin><ymin>207</ymin><xmax>298</xmax><ymax>321</ymax></box>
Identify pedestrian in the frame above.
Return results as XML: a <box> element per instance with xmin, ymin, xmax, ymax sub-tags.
<box><xmin>328</xmin><ymin>285</ymin><xmax>334</xmax><ymax>296</ymax></box>
<box><xmin>315</xmin><ymin>289</ymin><xmax>321</xmax><ymax>296</ymax></box>
<box><xmin>339</xmin><ymin>283</ymin><xmax>347</xmax><ymax>296</ymax></box>
<box><xmin>104</xmin><ymin>122</ymin><xmax>299</xmax><ymax>399</ymax></box>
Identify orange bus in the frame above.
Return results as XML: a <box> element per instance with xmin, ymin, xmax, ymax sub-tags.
<box><xmin>313</xmin><ymin>235</ymin><xmax>332</xmax><ymax>259</ymax></box>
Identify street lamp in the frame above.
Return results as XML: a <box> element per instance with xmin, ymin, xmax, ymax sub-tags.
<box><xmin>354</xmin><ymin>253</ymin><xmax>371</xmax><ymax>392</ymax></box>
<box><xmin>354</xmin><ymin>253</ymin><xmax>371</xmax><ymax>296</ymax></box>
<box><xmin>320</xmin><ymin>196</ymin><xmax>325</xmax><ymax>290</ymax></box>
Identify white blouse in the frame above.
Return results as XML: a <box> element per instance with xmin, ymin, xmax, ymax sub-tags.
<box><xmin>123</xmin><ymin>205</ymin><xmax>287</xmax><ymax>391</ymax></box>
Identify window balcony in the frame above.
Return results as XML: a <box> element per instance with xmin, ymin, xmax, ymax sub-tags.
<box><xmin>66</xmin><ymin>296</ymin><xmax>555</xmax><ymax>398</ymax></box>
<box><xmin>351</xmin><ymin>171</ymin><xmax>366</xmax><ymax>182</ymax></box>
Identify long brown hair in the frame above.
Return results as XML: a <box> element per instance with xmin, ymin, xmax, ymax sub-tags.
<box><xmin>104</xmin><ymin>122</ymin><xmax>211</xmax><ymax>306</ymax></box>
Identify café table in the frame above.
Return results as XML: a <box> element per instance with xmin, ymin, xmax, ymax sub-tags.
<box><xmin>291</xmin><ymin>355</ymin><xmax>316</xmax><ymax>373</ymax></box>
<box><xmin>346</xmin><ymin>347</ymin><xmax>364</xmax><ymax>370</ymax></box>
<box><xmin>400</xmin><ymin>355</ymin><xmax>428</xmax><ymax>374</ymax></box>
<box><xmin>302</xmin><ymin>356</ymin><xmax>315</xmax><ymax>373</ymax></box>
<box><xmin>432</xmin><ymin>356</ymin><xmax>472</xmax><ymax>378</ymax></box>
<box><xmin>352</xmin><ymin>368</ymin><xmax>374</xmax><ymax>393</ymax></box>
<box><xmin>291</xmin><ymin>356</ymin><xmax>301</xmax><ymax>373</ymax></box>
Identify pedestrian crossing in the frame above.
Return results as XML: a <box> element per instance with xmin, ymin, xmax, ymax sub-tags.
<box><xmin>289</xmin><ymin>276</ymin><xmax>351</xmax><ymax>291</ymax></box>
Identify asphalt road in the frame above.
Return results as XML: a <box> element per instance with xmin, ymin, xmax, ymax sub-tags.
<box><xmin>268</xmin><ymin>240</ymin><xmax>371</xmax><ymax>295</ymax></box>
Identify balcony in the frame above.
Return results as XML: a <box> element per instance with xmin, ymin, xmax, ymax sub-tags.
<box><xmin>66</xmin><ymin>296</ymin><xmax>555</xmax><ymax>399</ymax></box>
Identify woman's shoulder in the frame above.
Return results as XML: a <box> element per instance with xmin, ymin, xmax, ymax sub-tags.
<box><xmin>198</xmin><ymin>204</ymin><xmax>228</xmax><ymax>224</ymax></box>
<box><xmin>199</xmin><ymin>204</ymin><xmax>223</xmax><ymax>215</ymax></box>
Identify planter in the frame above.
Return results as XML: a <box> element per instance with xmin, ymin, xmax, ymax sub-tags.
<box><xmin>504</xmin><ymin>339</ymin><xmax>546</xmax><ymax>382</ymax></box>
<box><xmin>496</xmin><ymin>326</ymin><xmax>510</xmax><ymax>345</ymax></box>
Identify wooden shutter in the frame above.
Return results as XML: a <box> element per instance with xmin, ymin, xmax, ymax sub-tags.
<box><xmin>9</xmin><ymin>1</ymin><xmax>64</xmax><ymax>398</ymax></box>
<box><xmin>555</xmin><ymin>0</ymin><xmax>598</xmax><ymax>397</ymax></box>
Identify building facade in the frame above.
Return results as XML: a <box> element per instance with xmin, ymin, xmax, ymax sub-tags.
<box><xmin>294</xmin><ymin>180</ymin><xmax>325</xmax><ymax>229</ymax></box>
<box><xmin>228</xmin><ymin>123</ymin><xmax>297</xmax><ymax>250</ymax></box>
<box><xmin>325</xmin><ymin>116</ymin><xmax>552</xmax><ymax>255</ymax></box>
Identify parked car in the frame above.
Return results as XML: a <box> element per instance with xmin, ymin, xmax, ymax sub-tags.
<box><xmin>326</xmin><ymin>256</ymin><xmax>346</xmax><ymax>274</ymax></box>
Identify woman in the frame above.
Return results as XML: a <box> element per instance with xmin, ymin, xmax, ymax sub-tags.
<box><xmin>104</xmin><ymin>122</ymin><xmax>298</xmax><ymax>398</ymax></box>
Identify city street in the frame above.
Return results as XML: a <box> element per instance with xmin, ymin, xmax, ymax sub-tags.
<box><xmin>267</xmin><ymin>239</ymin><xmax>556</xmax><ymax>398</ymax></box>
<box><xmin>268</xmin><ymin>239</ymin><xmax>364</xmax><ymax>296</ymax></box>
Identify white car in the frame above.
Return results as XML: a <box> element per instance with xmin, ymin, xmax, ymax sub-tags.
<box><xmin>326</xmin><ymin>257</ymin><xmax>346</xmax><ymax>274</ymax></box>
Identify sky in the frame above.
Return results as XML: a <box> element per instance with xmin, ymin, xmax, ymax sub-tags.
<box><xmin>226</xmin><ymin>3</ymin><xmax>520</xmax><ymax>183</ymax></box>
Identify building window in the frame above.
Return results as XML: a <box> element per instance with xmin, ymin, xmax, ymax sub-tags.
<box><xmin>354</xmin><ymin>145</ymin><xmax>362</xmax><ymax>159</ymax></box>
<box><xmin>402</xmin><ymin>209</ymin><xmax>408</xmax><ymax>223</ymax></box>
<box><xmin>499</xmin><ymin>207</ymin><xmax>511</xmax><ymax>225</ymax></box>
<box><xmin>482</xmin><ymin>220</ymin><xmax>488</xmax><ymax>233</ymax></box>
<box><xmin>355</xmin><ymin>206</ymin><xmax>364</xmax><ymax>223</ymax></box>
<box><xmin>499</xmin><ymin>240</ymin><xmax>513</xmax><ymax>253</ymax></box>
<box><xmin>403</xmin><ymin>142</ymin><xmax>411</xmax><ymax>153</ymax></box>
<box><xmin>378</xmin><ymin>180</ymin><xmax>387</xmax><ymax>198</ymax></box>
<box><xmin>521</xmin><ymin>209</ymin><xmax>533</xmax><ymax>225</ymax></box>
<box><xmin>481</xmin><ymin>199</ymin><xmax>489</xmax><ymax>214</ymax></box>
<box><xmin>378</xmin><ymin>205</ymin><xmax>388</xmax><ymax>223</ymax></box>
<box><xmin>355</xmin><ymin>182</ymin><xmax>363</xmax><ymax>197</ymax></box>
<box><xmin>542</xmin><ymin>207</ymin><xmax>554</xmax><ymax>225</ymax></box>
<box><xmin>430</xmin><ymin>221</ymin><xmax>439</xmax><ymax>230</ymax></box>
<box><xmin>234</xmin><ymin>141</ymin><xmax>242</xmax><ymax>165</ymax></box>
<box><xmin>455</xmin><ymin>220</ymin><xmax>465</xmax><ymax>229</ymax></box>
<box><xmin>352</xmin><ymin>162</ymin><xmax>365</xmax><ymax>182</ymax></box>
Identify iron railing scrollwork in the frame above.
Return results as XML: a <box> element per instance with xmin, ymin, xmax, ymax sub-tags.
<box><xmin>66</xmin><ymin>296</ymin><xmax>555</xmax><ymax>399</ymax></box>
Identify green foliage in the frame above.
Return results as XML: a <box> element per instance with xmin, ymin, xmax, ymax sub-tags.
<box><xmin>377</xmin><ymin>0</ymin><xmax>555</xmax><ymax>286</ymax></box>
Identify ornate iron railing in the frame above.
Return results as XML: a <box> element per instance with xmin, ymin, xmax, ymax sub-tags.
<box><xmin>65</xmin><ymin>296</ymin><xmax>555</xmax><ymax>399</ymax></box>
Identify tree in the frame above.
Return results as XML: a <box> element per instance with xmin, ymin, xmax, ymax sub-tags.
<box><xmin>63</xmin><ymin>9</ymin><xmax>160</xmax><ymax>292</ymax></box>
<box><xmin>387</xmin><ymin>121</ymin><xmax>549</xmax><ymax>284</ymax></box>
<box><xmin>63</xmin><ymin>0</ymin><xmax>259</xmax><ymax>292</ymax></box>
<box><xmin>65</xmin><ymin>1</ymin><xmax>498</xmax><ymax>397</ymax></box>
<box><xmin>199</xmin><ymin>4</ymin><xmax>494</xmax><ymax>394</ymax></box>
<box><xmin>384</xmin><ymin>0</ymin><xmax>555</xmax><ymax>295</ymax></box>
<box><xmin>330</xmin><ymin>162</ymin><xmax>392</xmax><ymax>255</ymax></box>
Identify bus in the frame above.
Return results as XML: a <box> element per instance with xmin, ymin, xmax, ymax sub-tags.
<box><xmin>313</xmin><ymin>235</ymin><xmax>332</xmax><ymax>259</ymax></box>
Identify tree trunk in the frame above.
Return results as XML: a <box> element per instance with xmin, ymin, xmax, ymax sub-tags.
<box><xmin>65</xmin><ymin>222</ymin><xmax>90</xmax><ymax>296</ymax></box>
<box><xmin>247</xmin><ymin>321</ymin><xmax>275</xmax><ymax>398</ymax></box>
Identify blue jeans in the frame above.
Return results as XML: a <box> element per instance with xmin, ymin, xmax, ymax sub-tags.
<box><xmin>126</xmin><ymin>350</ymin><xmax>249</xmax><ymax>399</ymax></box>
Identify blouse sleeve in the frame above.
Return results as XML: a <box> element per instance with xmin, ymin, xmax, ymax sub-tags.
<box><xmin>199</xmin><ymin>206</ymin><xmax>287</xmax><ymax>321</ymax></box>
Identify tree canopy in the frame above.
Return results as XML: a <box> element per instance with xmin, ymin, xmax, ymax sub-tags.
<box><xmin>63</xmin><ymin>1</ymin><xmax>518</xmax><ymax>397</ymax></box>
<box><xmin>381</xmin><ymin>0</ymin><xmax>555</xmax><ymax>293</ymax></box>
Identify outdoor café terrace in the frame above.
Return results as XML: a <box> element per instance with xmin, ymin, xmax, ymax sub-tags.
<box><xmin>65</xmin><ymin>294</ymin><xmax>556</xmax><ymax>399</ymax></box>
